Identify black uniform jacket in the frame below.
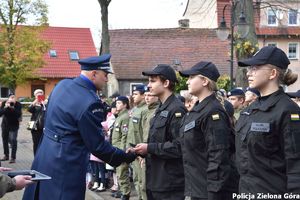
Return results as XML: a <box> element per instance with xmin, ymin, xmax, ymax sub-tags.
<box><xmin>181</xmin><ymin>93</ymin><xmax>238</xmax><ymax>199</ymax></box>
<box><xmin>146</xmin><ymin>94</ymin><xmax>187</xmax><ymax>192</ymax></box>
<box><xmin>236</xmin><ymin>89</ymin><xmax>300</xmax><ymax>194</ymax></box>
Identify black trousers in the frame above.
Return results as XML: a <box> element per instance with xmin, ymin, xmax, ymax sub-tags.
<box><xmin>31</xmin><ymin>130</ymin><xmax>43</xmax><ymax>155</ymax></box>
<box><xmin>2</xmin><ymin>128</ymin><xmax>18</xmax><ymax>159</ymax></box>
<box><xmin>147</xmin><ymin>189</ymin><xmax>184</xmax><ymax>200</ymax></box>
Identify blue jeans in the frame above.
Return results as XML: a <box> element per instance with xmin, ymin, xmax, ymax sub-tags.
<box><xmin>2</xmin><ymin>129</ymin><xmax>18</xmax><ymax>159</ymax></box>
<box><xmin>91</xmin><ymin>161</ymin><xmax>106</xmax><ymax>185</ymax></box>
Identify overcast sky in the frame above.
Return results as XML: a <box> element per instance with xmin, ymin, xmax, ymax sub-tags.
<box><xmin>45</xmin><ymin>0</ymin><xmax>188</xmax><ymax>47</ymax></box>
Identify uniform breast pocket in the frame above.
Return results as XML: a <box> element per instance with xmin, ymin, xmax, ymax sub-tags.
<box><xmin>152</xmin><ymin>117</ymin><xmax>168</xmax><ymax>142</ymax></box>
<box><xmin>249</xmin><ymin>132</ymin><xmax>280</xmax><ymax>157</ymax></box>
<box><xmin>184</xmin><ymin>121</ymin><xmax>205</xmax><ymax>151</ymax></box>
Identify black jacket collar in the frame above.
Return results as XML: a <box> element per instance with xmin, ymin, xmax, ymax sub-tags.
<box><xmin>192</xmin><ymin>93</ymin><xmax>216</xmax><ymax>112</ymax></box>
<box><xmin>249</xmin><ymin>88</ymin><xmax>284</xmax><ymax>112</ymax></box>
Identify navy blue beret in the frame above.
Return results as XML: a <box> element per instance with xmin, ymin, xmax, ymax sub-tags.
<box><xmin>133</xmin><ymin>85</ymin><xmax>147</xmax><ymax>93</ymax></box>
<box><xmin>228</xmin><ymin>88</ymin><xmax>245</xmax><ymax>97</ymax></box>
<box><xmin>78</xmin><ymin>54</ymin><xmax>113</xmax><ymax>73</ymax></box>
<box><xmin>246</xmin><ymin>87</ymin><xmax>260</xmax><ymax>97</ymax></box>
<box><xmin>116</xmin><ymin>96</ymin><xmax>129</xmax><ymax>104</ymax></box>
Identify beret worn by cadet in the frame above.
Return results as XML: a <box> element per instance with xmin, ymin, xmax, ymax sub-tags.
<box><xmin>287</xmin><ymin>90</ymin><xmax>300</xmax><ymax>98</ymax></box>
<box><xmin>116</xmin><ymin>96</ymin><xmax>129</xmax><ymax>104</ymax></box>
<box><xmin>246</xmin><ymin>87</ymin><xmax>260</xmax><ymax>97</ymax></box>
<box><xmin>78</xmin><ymin>54</ymin><xmax>113</xmax><ymax>73</ymax></box>
<box><xmin>133</xmin><ymin>85</ymin><xmax>147</xmax><ymax>93</ymax></box>
<box><xmin>179</xmin><ymin>61</ymin><xmax>220</xmax><ymax>82</ymax></box>
<box><xmin>238</xmin><ymin>46</ymin><xmax>290</xmax><ymax>70</ymax></box>
<box><xmin>228</xmin><ymin>88</ymin><xmax>245</xmax><ymax>97</ymax></box>
<box><xmin>142</xmin><ymin>64</ymin><xmax>178</xmax><ymax>83</ymax></box>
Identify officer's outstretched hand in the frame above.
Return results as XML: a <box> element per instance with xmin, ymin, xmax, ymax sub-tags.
<box><xmin>134</xmin><ymin>143</ymin><xmax>148</xmax><ymax>156</ymax></box>
<box><xmin>124</xmin><ymin>151</ymin><xmax>137</xmax><ymax>164</ymax></box>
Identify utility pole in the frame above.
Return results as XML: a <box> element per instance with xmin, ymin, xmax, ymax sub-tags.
<box><xmin>234</xmin><ymin>0</ymin><xmax>258</xmax><ymax>88</ymax></box>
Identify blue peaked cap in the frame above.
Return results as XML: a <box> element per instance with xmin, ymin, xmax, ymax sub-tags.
<box><xmin>78</xmin><ymin>54</ymin><xmax>113</xmax><ymax>73</ymax></box>
<box><xmin>133</xmin><ymin>85</ymin><xmax>147</xmax><ymax>93</ymax></box>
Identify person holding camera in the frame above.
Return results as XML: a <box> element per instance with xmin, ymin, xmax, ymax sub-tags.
<box><xmin>0</xmin><ymin>93</ymin><xmax>22</xmax><ymax>164</ymax></box>
<box><xmin>27</xmin><ymin>89</ymin><xmax>46</xmax><ymax>155</ymax></box>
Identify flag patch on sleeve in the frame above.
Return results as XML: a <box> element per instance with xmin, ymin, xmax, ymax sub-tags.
<box><xmin>291</xmin><ymin>114</ymin><xmax>300</xmax><ymax>121</ymax></box>
<box><xmin>175</xmin><ymin>113</ymin><xmax>182</xmax><ymax>118</ymax></box>
<box><xmin>212</xmin><ymin>114</ymin><xmax>220</xmax><ymax>120</ymax></box>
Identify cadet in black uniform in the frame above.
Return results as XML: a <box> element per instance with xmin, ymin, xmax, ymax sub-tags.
<box><xmin>179</xmin><ymin>61</ymin><xmax>238</xmax><ymax>200</ymax></box>
<box><xmin>133</xmin><ymin>64</ymin><xmax>187</xmax><ymax>200</ymax></box>
<box><xmin>236</xmin><ymin>46</ymin><xmax>300</xmax><ymax>196</ymax></box>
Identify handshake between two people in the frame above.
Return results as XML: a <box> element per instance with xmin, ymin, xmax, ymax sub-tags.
<box><xmin>126</xmin><ymin>143</ymin><xmax>148</xmax><ymax>157</ymax></box>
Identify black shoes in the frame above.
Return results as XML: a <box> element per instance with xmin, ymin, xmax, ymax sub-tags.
<box><xmin>111</xmin><ymin>191</ymin><xmax>122</xmax><ymax>198</ymax></box>
<box><xmin>121</xmin><ymin>194</ymin><xmax>130</xmax><ymax>200</ymax></box>
<box><xmin>0</xmin><ymin>156</ymin><xmax>9</xmax><ymax>161</ymax></box>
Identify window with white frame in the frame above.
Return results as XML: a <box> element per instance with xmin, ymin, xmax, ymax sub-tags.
<box><xmin>69</xmin><ymin>51</ymin><xmax>80</xmax><ymax>60</ymax></box>
<box><xmin>267</xmin><ymin>43</ymin><xmax>277</xmax><ymax>47</ymax></box>
<box><xmin>49</xmin><ymin>50</ymin><xmax>57</xmax><ymax>57</ymax></box>
<box><xmin>288</xmin><ymin>43</ymin><xmax>298</xmax><ymax>59</ymax></box>
<box><xmin>267</xmin><ymin>8</ymin><xmax>277</xmax><ymax>26</ymax></box>
<box><xmin>288</xmin><ymin>9</ymin><xmax>298</xmax><ymax>25</ymax></box>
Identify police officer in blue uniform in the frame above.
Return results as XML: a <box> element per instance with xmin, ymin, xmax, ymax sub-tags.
<box><xmin>22</xmin><ymin>54</ymin><xmax>136</xmax><ymax>200</ymax></box>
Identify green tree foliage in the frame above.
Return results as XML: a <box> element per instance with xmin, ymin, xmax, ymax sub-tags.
<box><xmin>216</xmin><ymin>74</ymin><xmax>231</xmax><ymax>92</ymax></box>
<box><xmin>0</xmin><ymin>0</ymin><xmax>50</xmax><ymax>90</ymax></box>
<box><xmin>175</xmin><ymin>71</ymin><xmax>188</xmax><ymax>94</ymax></box>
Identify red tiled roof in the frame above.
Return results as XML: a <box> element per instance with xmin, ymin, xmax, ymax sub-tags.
<box><xmin>256</xmin><ymin>27</ymin><xmax>300</xmax><ymax>36</ymax></box>
<box><xmin>110</xmin><ymin>28</ymin><xmax>232</xmax><ymax>80</ymax></box>
<box><xmin>39</xmin><ymin>26</ymin><xmax>97</xmax><ymax>78</ymax></box>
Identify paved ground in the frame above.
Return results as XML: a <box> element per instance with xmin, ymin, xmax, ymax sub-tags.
<box><xmin>0</xmin><ymin>115</ymin><xmax>138</xmax><ymax>200</ymax></box>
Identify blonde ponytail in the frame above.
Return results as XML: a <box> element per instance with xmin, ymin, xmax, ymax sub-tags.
<box><xmin>282</xmin><ymin>69</ymin><xmax>298</xmax><ymax>86</ymax></box>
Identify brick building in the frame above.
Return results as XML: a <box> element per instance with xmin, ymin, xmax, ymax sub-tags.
<box><xmin>110</xmin><ymin>28</ymin><xmax>230</xmax><ymax>95</ymax></box>
<box><xmin>13</xmin><ymin>26</ymin><xmax>98</xmax><ymax>99</ymax></box>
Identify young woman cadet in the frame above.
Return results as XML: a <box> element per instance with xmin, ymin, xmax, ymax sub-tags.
<box><xmin>179</xmin><ymin>61</ymin><xmax>238</xmax><ymax>200</ymax></box>
<box><xmin>236</xmin><ymin>46</ymin><xmax>300</xmax><ymax>195</ymax></box>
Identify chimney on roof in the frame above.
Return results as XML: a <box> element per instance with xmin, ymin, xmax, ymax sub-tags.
<box><xmin>178</xmin><ymin>19</ymin><xmax>189</xmax><ymax>28</ymax></box>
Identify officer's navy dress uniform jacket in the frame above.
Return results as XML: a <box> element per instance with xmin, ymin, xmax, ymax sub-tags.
<box><xmin>181</xmin><ymin>93</ymin><xmax>238</xmax><ymax>199</ymax></box>
<box><xmin>146</xmin><ymin>94</ymin><xmax>187</xmax><ymax>192</ymax></box>
<box><xmin>236</xmin><ymin>89</ymin><xmax>300</xmax><ymax>194</ymax></box>
<box><xmin>23</xmin><ymin>76</ymin><xmax>129</xmax><ymax>200</ymax></box>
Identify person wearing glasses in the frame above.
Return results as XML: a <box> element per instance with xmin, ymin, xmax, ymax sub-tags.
<box><xmin>236</xmin><ymin>46</ymin><xmax>300</xmax><ymax>195</ymax></box>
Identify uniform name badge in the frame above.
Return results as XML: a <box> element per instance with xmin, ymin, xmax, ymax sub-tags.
<box><xmin>184</xmin><ymin>121</ymin><xmax>195</xmax><ymax>132</ymax></box>
<box><xmin>250</xmin><ymin>122</ymin><xmax>270</xmax><ymax>133</ymax></box>
<box><xmin>160</xmin><ymin>110</ymin><xmax>169</xmax><ymax>118</ymax></box>
<box><xmin>132</xmin><ymin>117</ymin><xmax>139</xmax><ymax>123</ymax></box>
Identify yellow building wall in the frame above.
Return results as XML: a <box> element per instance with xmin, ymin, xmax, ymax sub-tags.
<box><xmin>258</xmin><ymin>38</ymin><xmax>300</xmax><ymax>92</ymax></box>
<box><xmin>15</xmin><ymin>78</ymin><xmax>62</xmax><ymax>99</ymax></box>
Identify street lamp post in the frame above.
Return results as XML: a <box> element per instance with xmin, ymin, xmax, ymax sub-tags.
<box><xmin>216</xmin><ymin>1</ymin><xmax>250</xmax><ymax>90</ymax></box>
